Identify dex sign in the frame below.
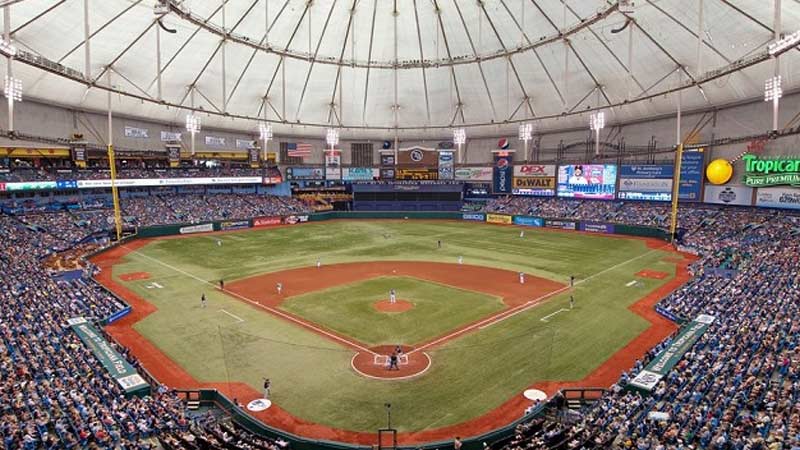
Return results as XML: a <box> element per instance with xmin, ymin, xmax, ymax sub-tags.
<box><xmin>742</xmin><ymin>154</ymin><xmax>800</xmax><ymax>187</ymax></box>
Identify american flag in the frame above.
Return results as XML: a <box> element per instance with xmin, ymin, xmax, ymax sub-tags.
<box><xmin>287</xmin><ymin>142</ymin><xmax>312</xmax><ymax>158</ymax></box>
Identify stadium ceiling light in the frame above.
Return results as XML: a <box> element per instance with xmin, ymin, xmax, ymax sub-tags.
<box><xmin>185</xmin><ymin>113</ymin><xmax>201</xmax><ymax>134</ymax></box>
<box><xmin>590</xmin><ymin>112</ymin><xmax>605</xmax><ymax>156</ymax></box>
<box><xmin>259</xmin><ymin>122</ymin><xmax>273</xmax><ymax>141</ymax></box>
<box><xmin>764</xmin><ymin>76</ymin><xmax>782</xmax><ymax>102</ymax></box>
<box><xmin>326</xmin><ymin>128</ymin><xmax>339</xmax><ymax>149</ymax></box>
<box><xmin>0</xmin><ymin>39</ymin><xmax>17</xmax><ymax>57</ymax></box>
<box><xmin>768</xmin><ymin>30</ymin><xmax>800</xmax><ymax>56</ymax></box>
<box><xmin>765</xmin><ymin>76</ymin><xmax>782</xmax><ymax>132</ymax></box>
<box><xmin>589</xmin><ymin>112</ymin><xmax>605</xmax><ymax>131</ymax></box>
<box><xmin>5</xmin><ymin>76</ymin><xmax>22</xmax><ymax>103</ymax></box>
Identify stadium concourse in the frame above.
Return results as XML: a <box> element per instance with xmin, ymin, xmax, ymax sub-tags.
<box><xmin>0</xmin><ymin>186</ymin><xmax>797</xmax><ymax>448</ymax></box>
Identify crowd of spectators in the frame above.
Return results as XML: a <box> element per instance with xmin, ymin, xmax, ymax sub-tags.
<box><xmin>0</xmin><ymin>166</ymin><xmax>275</xmax><ymax>183</ymax></box>
<box><xmin>498</xmin><ymin>207</ymin><xmax>800</xmax><ymax>450</ymax></box>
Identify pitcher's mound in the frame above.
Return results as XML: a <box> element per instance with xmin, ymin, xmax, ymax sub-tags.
<box><xmin>373</xmin><ymin>299</ymin><xmax>413</xmax><ymax>313</ymax></box>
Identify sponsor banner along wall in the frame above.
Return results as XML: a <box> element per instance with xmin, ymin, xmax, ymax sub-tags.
<box><xmin>486</xmin><ymin>213</ymin><xmax>512</xmax><ymax>224</ymax></box>
<box><xmin>629</xmin><ymin>314</ymin><xmax>715</xmax><ymax>392</ymax></box>
<box><xmin>220</xmin><ymin>220</ymin><xmax>251</xmax><ymax>231</ymax></box>
<box><xmin>704</xmin><ymin>185</ymin><xmax>754</xmax><ymax>206</ymax></box>
<box><xmin>179</xmin><ymin>223</ymin><xmax>214</xmax><ymax>234</ymax></box>
<box><xmin>545</xmin><ymin>219</ymin><xmax>577</xmax><ymax>230</ymax></box>
<box><xmin>252</xmin><ymin>216</ymin><xmax>283</xmax><ymax>227</ymax></box>
<box><xmin>755</xmin><ymin>186</ymin><xmax>800</xmax><ymax>210</ymax></box>
<box><xmin>76</xmin><ymin>177</ymin><xmax>263</xmax><ymax>189</ymax></box>
<box><xmin>462</xmin><ymin>213</ymin><xmax>486</xmax><ymax>221</ymax></box>
<box><xmin>512</xmin><ymin>164</ymin><xmax>556</xmax><ymax>196</ymax></box>
<box><xmin>68</xmin><ymin>317</ymin><xmax>150</xmax><ymax>396</ymax></box>
<box><xmin>679</xmin><ymin>150</ymin><xmax>704</xmax><ymax>201</ymax></box>
<box><xmin>395</xmin><ymin>168</ymin><xmax>438</xmax><ymax>180</ymax></box>
<box><xmin>557</xmin><ymin>164</ymin><xmax>617</xmax><ymax>200</ymax></box>
<box><xmin>512</xmin><ymin>216</ymin><xmax>544</xmax><ymax>227</ymax></box>
<box><xmin>579</xmin><ymin>222</ymin><xmax>615</xmax><ymax>233</ymax></box>
<box><xmin>618</xmin><ymin>164</ymin><xmax>674</xmax><ymax>202</ymax></box>
<box><xmin>455</xmin><ymin>167</ymin><xmax>494</xmax><ymax>181</ymax></box>
<box><xmin>492</xmin><ymin>153</ymin><xmax>514</xmax><ymax>194</ymax></box>
<box><xmin>283</xmin><ymin>215</ymin><xmax>309</xmax><ymax>224</ymax></box>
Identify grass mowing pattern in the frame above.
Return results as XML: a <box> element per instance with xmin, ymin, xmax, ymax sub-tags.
<box><xmin>112</xmin><ymin>220</ymin><xmax>675</xmax><ymax>432</ymax></box>
<box><xmin>281</xmin><ymin>276</ymin><xmax>505</xmax><ymax>346</ymax></box>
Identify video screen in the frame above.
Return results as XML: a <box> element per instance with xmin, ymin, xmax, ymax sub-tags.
<box><xmin>557</xmin><ymin>164</ymin><xmax>617</xmax><ymax>199</ymax></box>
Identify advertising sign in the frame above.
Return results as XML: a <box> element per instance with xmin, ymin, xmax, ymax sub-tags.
<box><xmin>544</xmin><ymin>219</ymin><xmax>577</xmax><ymax>230</ymax></box>
<box><xmin>325</xmin><ymin>153</ymin><xmax>341</xmax><ymax>180</ymax></box>
<box><xmin>629</xmin><ymin>315</ymin><xmax>715</xmax><ymax>392</ymax></box>
<box><xmin>396</xmin><ymin>168</ymin><xmax>438</xmax><ymax>180</ymax></box>
<box><xmin>161</xmin><ymin>131</ymin><xmax>182</xmax><ymax>141</ymax></box>
<box><xmin>704</xmin><ymin>185</ymin><xmax>753</xmax><ymax>206</ymax></box>
<box><xmin>462</xmin><ymin>213</ymin><xmax>486</xmax><ymax>221</ymax></box>
<box><xmin>179</xmin><ymin>223</ymin><xmax>214</xmax><ymax>234</ymax></box>
<box><xmin>398</xmin><ymin>147</ymin><xmax>438</xmax><ymax>166</ymax></box>
<box><xmin>284</xmin><ymin>215</ymin><xmax>309</xmax><ymax>225</ymax></box>
<box><xmin>438</xmin><ymin>152</ymin><xmax>454</xmax><ymax>180</ymax></box>
<box><xmin>253</xmin><ymin>216</ymin><xmax>282</xmax><ymax>227</ymax></box>
<box><xmin>455</xmin><ymin>167</ymin><xmax>493</xmax><ymax>181</ymax></box>
<box><xmin>205</xmin><ymin>136</ymin><xmax>226</xmax><ymax>147</ymax></box>
<box><xmin>486</xmin><ymin>213</ymin><xmax>513</xmax><ymax>225</ymax></box>
<box><xmin>741</xmin><ymin>154</ymin><xmax>800</xmax><ymax>187</ymax></box>
<box><xmin>557</xmin><ymin>164</ymin><xmax>617</xmax><ymax>199</ymax></box>
<box><xmin>342</xmin><ymin>167</ymin><xmax>378</xmax><ymax>181</ymax></box>
<box><xmin>0</xmin><ymin>181</ymin><xmax>58</xmax><ymax>191</ymax></box>
<box><xmin>512</xmin><ymin>164</ymin><xmax>556</xmax><ymax>196</ymax></box>
<box><xmin>492</xmin><ymin>153</ymin><xmax>514</xmax><ymax>194</ymax></box>
<box><xmin>220</xmin><ymin>220</ymin><xmax>250</xmax><ymax>231</ymax></box>
<box><xmin>76</xmin><ymin>177</ymin><xmax>263</xmax><ymax>189</ymax></box>
<box><xmin>285</xmin><ymin>167</ymin><xmax>325</xmax><ymax>180</ymax></box>
<box><xmin>124</xmin><ymin>126</ymin><xmax>149</xmax><ymax>138</ymax></box>
<box><xmin>69</xmin><ymin>317</ymin><xmax>149</xmax><ymax>396</ymax></box>
<box><xmin>381</xmin><ymin>154</ymin><xmax>396</xmax><ymax>166</ymax></box>
<box><xmin>167</xmin><ymin>146</ymin><xmax>181</xmax><ymax>168</ymax></box>
<box><xmin>618</xmin><ymin>164</ymin><xmax>674</xmax><ymax>201</ymax></box>
<box><xmin>755</xmin><ymin>187</ymin><xmax>800</xmax><ymax>210</ymax></box>
<box><xmin>237</xmin><ymin>139</ymin><xmax>255</xmax><ymax>150</ymax></box>
<box><xmin>579</xmin><ymin>222</ymin><xmax>615</xmax><ymax>233</ymax></box>
<box><xmin>380</xmin><ymin>168</ymin><xmax>396</xmax><ymax>180</ymax></box>
<box><xmin>679</xmin><ymin>151</ymin><xmax>704</xmax><ymax>201</ymax></box>
<box><xmin>513</xmin><ymin>216</ymin><xmax>544</xmax><ymax>227</ymax></box>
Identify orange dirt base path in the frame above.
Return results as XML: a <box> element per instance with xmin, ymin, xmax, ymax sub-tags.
<box><xmin>636</xmin><ymin>269</ymin><xmax>670</xmax><ymax>280</ymax></box>
<box><xmin>373</xmin><ymin>299</ymin><xmax>414</xmax><ymax>313</ymax></box>
<box><xmin>119</xmin><ymin>271</ymin><xmax>151</xmax><ymax>281</ymax></box>
<box><xmin>90</xmin><ymin>233</ymin><xmax>696</xmax><ymax>446</ymax></box>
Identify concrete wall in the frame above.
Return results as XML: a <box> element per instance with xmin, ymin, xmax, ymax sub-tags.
<box><xmin>2</xmin><ymin>90</ymin><xmax>798</xmax><ymax>170</ymax></box>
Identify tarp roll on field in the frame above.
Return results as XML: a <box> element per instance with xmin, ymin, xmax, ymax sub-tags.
<box><xmin>68</xmin><ymin>317</ymin><xmax>151</xmax><ymax>397</ymax></box>
<box><xmin>628</xmin><ymin>314</ymin><xmax>716</xmax><ymax>393</ymax></box>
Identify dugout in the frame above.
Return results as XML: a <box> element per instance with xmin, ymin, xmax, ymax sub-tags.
<box><xmin>352</xmin><ymin>183</ymin><xmax>464</xmax><ymax>212</ymax></box>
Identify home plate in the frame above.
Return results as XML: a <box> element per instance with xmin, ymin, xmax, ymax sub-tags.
<box><xmin>246</xmin><ymin>398</ymin><xmax>272</xmax><ymax>412</ymax></box>
<box><xmin>523</xmin><ymin>389</ymin><xmax>547</xmax><ymax>401</ymax></box>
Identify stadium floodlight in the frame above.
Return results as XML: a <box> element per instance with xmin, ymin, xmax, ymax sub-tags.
<box><xmin>259</xmin><ymin>122</ymin><xmax>272</xmax><ymax>160</ymax></box>
<box><xmin>185</xmin><ymin>113</ymin><xmax>201</xmax><ymax>134</ymax></box>
<box><xmin>5</xmin><ymin>76</ymin><xmax>22</xmax><ymax>103</ymax></box>
<box><xmin>519</xmin><ymin>123</ymin><xmax>533</xmax><ymax>161</ymax></box>
<box><xmin>453</xmin><ymin>128</ymin><xmax>466</xmax><ymax>164</ymax></box>
<box><xmin>590</xmin><ymin>112</ymin><xmax>605</xmax><ymax>156</ymax></box>
<box><xmin>765</xmin><ymin>76</ymin><xmax>782</xmax><ymax>131</ymax></box>
<box><xmin>768</xmin><ymin>30</ymin><xmax>800</xmax><ymax>56</ymax></box>
<box><xmin>326</xmin><ymin>128</ymin><xmax>339</xmax><ymax>150</ymax></box>
<box><xmin>0</xmin><ymin>39</ymin><xmax>17</xmax><ymax>57</ymax></box>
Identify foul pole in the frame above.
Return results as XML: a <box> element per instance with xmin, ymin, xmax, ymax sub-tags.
<box><xmin>107</xmin><ymin>71</ymin><xmax>123</xmax><ymax>241</ymax></box>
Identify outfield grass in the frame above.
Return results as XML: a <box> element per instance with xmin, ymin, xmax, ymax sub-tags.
<box><xmin>280</xmin><ymin>276</ymin><xmax>505</xmax><ymax>346</ymax></box>
<box><xmin>111</xmin><ymin>220</ymin><xmax>677</xmax><ymax>433</ymax></box>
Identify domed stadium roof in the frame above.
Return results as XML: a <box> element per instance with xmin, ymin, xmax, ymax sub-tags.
<box><xmin>4</xmin><ymin>0</ymin><xmax>800</xmax><ymax>138</ymax></box>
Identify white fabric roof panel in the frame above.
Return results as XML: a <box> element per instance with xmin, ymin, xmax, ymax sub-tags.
<box><xmin>2</xmin><ymin>0</ymin><xmax>799</xmax><ymax>139</ymax></box>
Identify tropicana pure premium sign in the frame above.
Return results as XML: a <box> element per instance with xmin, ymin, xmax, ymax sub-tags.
<box><xmin>742</xmin><ymin>154</ymin><xmax>800</xmax><ymax>187</ymax></box>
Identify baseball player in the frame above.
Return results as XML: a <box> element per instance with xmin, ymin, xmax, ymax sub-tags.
<box><xmin>519</xmin><ymin>272</ymin><xmax>525</xmax><ymax>284</ymax></box>
<box><xmin>389</xmin><ymin>289</ymin><xmax>397</xmax><ymax>304</ymax></box>
<box><xmin>200</xmin><ymin>293</ymin><xmax>207</xmax><ymax>308</ymax></box>
<box><xmin>276</xmin><ymin>282</ymin><xmax>283</xmax><ymax>295</ymax></box>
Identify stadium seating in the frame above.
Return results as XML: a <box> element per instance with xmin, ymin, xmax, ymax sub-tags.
<box><xmin>1</xmin><ymin>197</ymin><xmax>798</xmax><ymax>449</ymax></box>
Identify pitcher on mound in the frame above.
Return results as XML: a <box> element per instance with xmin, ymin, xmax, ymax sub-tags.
<box><xmin>389</xmin><ymin>288</ymin><xmax>397</xmax><ymax>304</ymax></box>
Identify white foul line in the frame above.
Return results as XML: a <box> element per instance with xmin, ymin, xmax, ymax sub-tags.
<box><xmin>625</xmin><ymin>280</ymin><xmax>638</xmax><ymax>287</ymax></box>
<box><xmin>219</xmin><ymin>309</ymin><xmax>245</xmax><ymax>323</ymax></box>
<box><xmin>409</xmin><ymin>243</ymin><xmax>670</xmax><ymax>354</ymax></box>
<box><xmin>540</xmin><ymin>308</ymin><xmax>570</xmax><ymax>322</ymax></box>
<box><xmin>121</xmin><ymin>246</ymin><xmax>378</xmax><ymax>356</ymax></box>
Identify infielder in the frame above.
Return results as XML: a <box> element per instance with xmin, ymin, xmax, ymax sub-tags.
<box><xmin>519</xmin><ymin>272</ymin><xmax>525</xmax><ymax>284</ymax></box>
<box><xmin>276</xmin><ymin>282</ymin><xmax>283</xmax><ymax>295</ymax></box>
